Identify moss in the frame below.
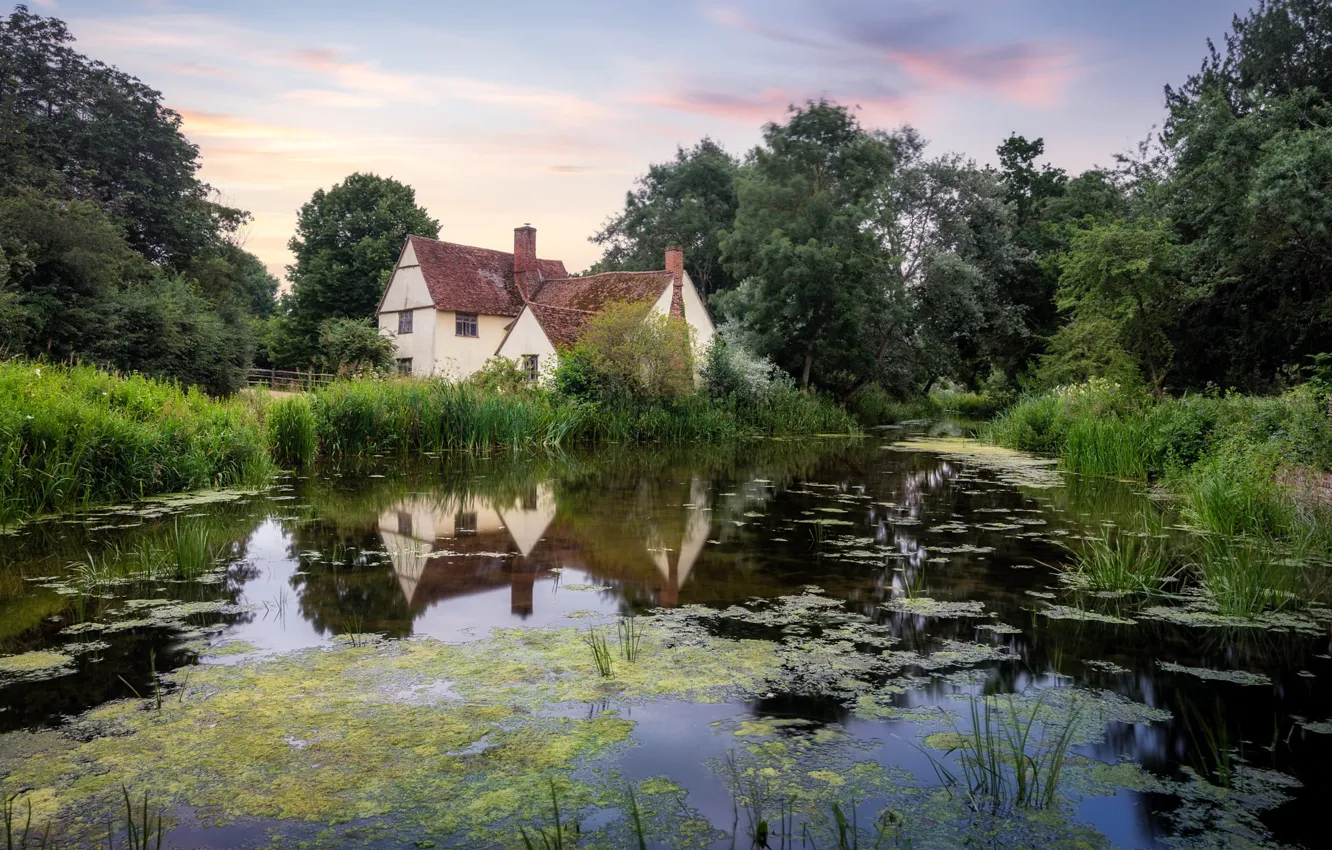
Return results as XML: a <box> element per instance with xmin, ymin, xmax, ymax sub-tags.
<box><xmin>0</xmin><ymin>650</ymin><xmax>74</xmax><ymax>681</ymax></box>
<box><xmin>1038</xmin><ymin>606</ymin><xmax>1137</xmax><ymax>625</ymax></box>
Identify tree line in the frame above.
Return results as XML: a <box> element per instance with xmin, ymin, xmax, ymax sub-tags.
<box><xmin>3</xmin><ymin>1</ymin><xmax>1331</xmax><ymax>399</ymax></box>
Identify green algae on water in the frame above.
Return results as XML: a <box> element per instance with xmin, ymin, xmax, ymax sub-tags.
<box><xmin>0</xmin><ymin>650</ymin><xmax>74</xmax><ymax>682</ymax></box>
<box><xmin>1157</xmin><ymin>660</ymin><xmax>1270</xmax><ymax>686</ymax></box>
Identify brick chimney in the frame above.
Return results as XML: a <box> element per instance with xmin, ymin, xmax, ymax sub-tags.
<box><xmin>514</xmin><ymin>224</ymin><xmax>537</xmax><ymax>277</ymax></box>
<box><xmin>665</xmin><ymin>246</ymin><xmax>684</xmax><ymax>318</ymax></box>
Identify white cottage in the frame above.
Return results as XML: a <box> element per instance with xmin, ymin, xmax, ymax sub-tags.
<box><xmin>376</xmin><ymin>225</ymin><xmax>714</xmax><ymax>379</ymax></box>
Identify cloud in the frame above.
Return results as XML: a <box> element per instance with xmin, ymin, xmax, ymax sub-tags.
<box><xmin>176</xmin><ymin>110</ymin><xmax>317</xmax><ymax>141</ymax></box>
<box><xmin>637</xmin><ymin>84</ymin><xmax>911</xmax><ymax>125</ymax></box>
<box><xmin>706</xmin><ymin>2</ymin><xmax>1079</xmax><ymax>107</ymax></box>
<box><xmin>163</xmin><ymin>61</ymin><xmax>237</xmax><ymax>80</ymax></box>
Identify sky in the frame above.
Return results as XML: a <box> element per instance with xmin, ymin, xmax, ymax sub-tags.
<box><xmin>41</xmin><ymin>0</ymin><xmax>1249</xmax><ymax>279</ymax></box>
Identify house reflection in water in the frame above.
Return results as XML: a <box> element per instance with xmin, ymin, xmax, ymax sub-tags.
<box><xmin>376</xmin><ymin>481</ymin><xmax>713</xmax><ymax>617</ymax></box>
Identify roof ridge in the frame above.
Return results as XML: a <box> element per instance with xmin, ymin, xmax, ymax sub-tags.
<box><xmin>409</xmin><ymin>234</ymin><xmax>564</xmax><ymax>264</ymax></box>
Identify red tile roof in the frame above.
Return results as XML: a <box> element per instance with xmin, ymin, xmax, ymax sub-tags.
<box><xmin>408</xmin><ymin>235</ymin><xmax>568</xmax><ymax>317</ymax></box>
<box><xmin>524</xmin><ymin>272</ymin><xmax>673</xmax><ymax>349</ymax></box>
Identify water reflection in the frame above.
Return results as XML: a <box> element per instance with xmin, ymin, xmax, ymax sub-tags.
<box><xmin>2</xmin><ymin>439</ymin><xmax>1331</xmax><ymax>847</ymax></box>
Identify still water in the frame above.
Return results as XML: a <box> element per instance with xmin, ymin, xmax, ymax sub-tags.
<box><xmin>0</xmin><ymin>434</ymin><xmax>1329</xmax><ymax>848</ymax></box>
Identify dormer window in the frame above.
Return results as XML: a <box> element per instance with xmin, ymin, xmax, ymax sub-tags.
<box><xmin>456</xmin><ymin>312</ymin><xmax>478</xmax><ymax>337</ymax></box>
<box><xmin>398</xmin><ymin>310</ymin><xmax>413</xmax><ymax>334</ymax></box>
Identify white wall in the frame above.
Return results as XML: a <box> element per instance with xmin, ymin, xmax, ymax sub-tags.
<box><xmin>680</xmin><ymin>271</ymin><xmax>716</xmax><ymax>354</ymax></box>
<box><xmin>432</xmin><ymin>311</ymin><xmax>514</xmax><ymax>379</ymax></box>
<box><xmin>378</xmin><ymin>243</ymin><xmax>436</xmax><ymax>375</ymax></box>
<box><xmin>494</xmin><ymin>307</ymin><xmax>557</xmax><ymax>383</ymax></box>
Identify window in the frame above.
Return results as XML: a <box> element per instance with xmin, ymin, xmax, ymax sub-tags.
<box><xmin>398</xmin><ymin>310</ymin><xmax>413</xmax><ymax>334</ymax></box>
<box><xmin>456</xmin><ymin>312</ymin><xmax>478</xmax><ymax>337</ymax></box>
<box><xmin>522</xmin><ymin>354</ymin><xmax>539</xmax><ymax>382</ymax></box>
<box><xmin>396</xmin><ymin>511</ymin><xmax>413</xmax><ymax>536</ymax></box>
<box><xmin>396</xmin><ymin>358</ymin><xmax>413</xmax><ymax>375</ymax></box>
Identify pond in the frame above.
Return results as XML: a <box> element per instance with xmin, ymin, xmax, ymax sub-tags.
<box><xmin>0</xmin><ymin>433</ymin><xmax>1329</xmax><ymax>849</ymax></box>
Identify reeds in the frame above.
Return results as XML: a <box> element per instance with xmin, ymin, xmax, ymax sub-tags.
<box><xmin>1193</xmin><ymin>536</ymin><xmax>1306</xmax><ymax>618</ymax></box>
<box><xmin>266</xmin><ymin>395</ymin><xmax>317</xmax><ymax>468</ymax></box>
<box><xmin>616</xmin><ymin>616</ymin><xmax>643</xmax><ymax>662</ymax></box>
<box><xmin>1058</xmin><ymin>524</ymin><xmax>1177</xmax><ymax>593</ymax></box>
<box><xmin>114</xmin><ymin>786</ymin><xmax>163</xmax><ymax>850</ymax></box>
<box><xmin>519</xmin><ymin>781</ymin><xmax>569</xmax><ymax>850</ymax></box>
<box><xmin>0</xmin><ymin>362</ymin><xmax>269</xmax><ymax>524</ymax></box>
<box><xmin>924</xmin><ymin>692</ymin><xmax>1080</xmax><ymax>813</ymax></box>
<box><xmin>583</xmin><ymin>628</ymin><xmax>613</xmax><ymax>677</ymax></box>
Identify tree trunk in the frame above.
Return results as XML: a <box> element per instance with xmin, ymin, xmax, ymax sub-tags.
<box><xmin>800</xmin><ymin>337</ymin><xmax>815</xmax><ymax>391</ymax></box>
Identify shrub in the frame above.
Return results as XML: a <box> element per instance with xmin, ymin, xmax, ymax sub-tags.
<box><xmin>559</xmin><ymin>301</ymin><xmax>693</xmax><ymax>402</ymax></box>
<box><xmin>318</xmin><ymin>318</ymin><xmax>396</xmax><ymax>376</ymax></box>
<box><xmin>470</xmin><ymin>357</ymin><xmax>535</xmax><ymax>395</ymax></box>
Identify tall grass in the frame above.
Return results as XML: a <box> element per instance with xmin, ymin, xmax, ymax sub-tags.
<box><xmin>1058</xmin><ymin>524</ymin><xmax>1177</xmax><ymax>593</ymax></box>
<box><xmin>924</xmin><ymin>692</ymin><xmax>1080</xmax><ymax>814</ymax></box>
<box><xmin>0</xmin><ymin>362</ymin><xmax>269</xmax><ymax>523</ymax></box>
<box><xmin>266</xmin><ymin>395</ymin><xmax>316</xmax><ymax>468</ymax></box>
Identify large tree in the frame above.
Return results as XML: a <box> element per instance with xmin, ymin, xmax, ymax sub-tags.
<box><xmin>277</xmin><ymin>173</ymin><xmax>439</xmax><ymax>366</ymax></box>
<box><xmin>0</xmin><ymin>5</ymin><xmax>245</xmax><ymax>268</ymax></box>
<box><xmin>1158</xmin><ymin>0</ymin><xmax>1332</xmax><ymax>390</ymax></box>
<box><xmin>590</xmin><ymin>138</ymin><xmax>740</xmax><ymax>300</ymax></box>
<box><xmin>716</xmin><ymin>101</ymin><xmax>895</xmax><ymax>390</ymax></box>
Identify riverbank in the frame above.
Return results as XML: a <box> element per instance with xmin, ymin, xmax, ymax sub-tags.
<box><xmin>1</xmin><ymin>362</ymin><xmax>857</xmax><ymax>522</ymax></box>
<box><xmin>984</xmin><ymin>379</ymin><xmax>1332</xmax><ymax>547</ymax></box>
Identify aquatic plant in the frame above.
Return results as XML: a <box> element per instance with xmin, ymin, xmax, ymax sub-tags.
<box><xmin>923</xmin><ymin>692</ymin><xmax>1080</xmax><ymax>813</ymax></box>
<box><xmin>1191</xmin><ymin>536</ymin><xmax>1306</xmax><ymax>618</ymax></box>
<box><xmin>519</xmin><ymin>781</ymin><xmax>570</xmax><ymax>850</ymax></box>
<box><xmin>617</xmin><ymin>616</ymin><xmax>644</xmax><ymax>663</ymax></box>
<box><xmin>584</xmin><ymin>628</ymin><xmax>614</xmax><ymax>677</ymax></box>
<box><xmin>114</xmin><ymin>786</ymin><xmax>163</xmax><ymax>850</ymax></box>
<box><xmin>1057</xmin><ymin>524</ymin><xmax>1178</xmax><ymax>593</ymax></box>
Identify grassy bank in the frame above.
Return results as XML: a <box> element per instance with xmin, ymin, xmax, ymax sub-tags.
<box><xmin>3</xmin><ymin>362</ymin><xmax>857</xmax><ymax>520</ymax></box>
<box><xmin>268</xmin><ymin>376</ymin><xmax>856</xmax><ymax>467</ymax></box>
<box><xmin>986</xmin><ymin>379</ymin><xmax>1332</xmax><ymax>535</ymax></box>
<box><xmin>849</xmin><ymin>385</ymin><xmax>1004</xmax><ymax>426</ymax></box>
<box><xmin>0</xmin><ymin>362</ymin><xmax>270</xmax><ymax>523</ymax></box>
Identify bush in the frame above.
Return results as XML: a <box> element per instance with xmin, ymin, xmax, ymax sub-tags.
<box><xmin>470</xmin><ymin>357</ymin><xmax>535</xmax><ymax>395</ymax></box>
<box><xmin>0</xmin><ymin>361</ymin><xmax>270</xmax><ymax>522</ymax></box>
<box><xmin>557</xmin><ymin>301</ymin><xmax>693</xmax><ymax>403</ymax></box>
<box><xmin>318</xmin><ymin>318</ymin><xmax>396</xmax><ymax>376</ymax></box>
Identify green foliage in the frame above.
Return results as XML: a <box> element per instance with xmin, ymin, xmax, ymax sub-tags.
<box><xmin>1045</xmin><ymin>218</ymin><xmax>1182</xmax><ymax>392</ymax></box>
<box><xmin>470</xmin><ymin>357</ymin><xmax>536</xmax><ymax>395</ymax></box>
<box><xmin>0</xmin><ymin>6</ymin><xmax>245</xmax><ymax>268</ymax></box>
<box><xmin>555</xmin><ymin>301</ymin><xmax>693</xmax><ymax>403</ymax></box>
<box><xmin>590</xmin><ymin>138</ymin><xmax>740</xmax><ymax>299</ymax></box>
<box><xmin>266</xmin><ymin>395</ymin><xmax>317</xmax><ymax>469</ymax></box>
<box><xmin>279</xmin><ymin>173</ymin><xmax>439</xmax><ymax>365</ymax></box>
<box><xmin>1058</xmin><ymin>525</ymin><xmax>1177</xmax><ymax>593</ymax></box>
<box><xmin>317</xmin><ymin>317</ymin><xmax>395</xmax><ymax>376</ymax></box>
<box><xmin>718</xmin><ymin>101</ymin><xmax>894</xmax><ymax>389</ymax></box>
<box><xmin>0</xmin><ymin>361</ymin><xmax>270</xmax><ymax>523</ymax></box>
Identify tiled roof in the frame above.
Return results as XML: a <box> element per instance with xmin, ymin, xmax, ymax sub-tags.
<box><xmin>408</xmin><ymin>235</ymin><xmax>568</xmax><ymax>316</ymax></box>
<box><xmin>530</xmin><ymin>272</ymin><xmax>672</xmax><ymax>312</ymax></box>
<box><xmin>526</xmin><ymin>272</ymin><xmax>673</xmax><ymax>349</ymax></box>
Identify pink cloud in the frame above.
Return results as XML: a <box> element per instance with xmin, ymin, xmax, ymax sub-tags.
<box><xmin>637</xmin><ymin>88</ymin><xmax>912</xmax><ymax>126</ymax></box>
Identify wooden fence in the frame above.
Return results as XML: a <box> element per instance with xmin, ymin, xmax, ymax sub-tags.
<box><xmin>246</xmin><ymin>368</ymin><xmax>335</xmax><ymax>392</ymax></box>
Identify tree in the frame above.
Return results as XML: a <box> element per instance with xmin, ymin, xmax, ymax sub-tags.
<box><xmin>717</xmin><ymin>101</ymin><xmax>895</xmax><ymax>390</ymax></box>
<box><xmin>590</xmin><ymin>138</ymin><xmax>740</xmax><ymax>300</ymax></box>
<box><xmin>0</xmin><ymin>5</ymin><xmax>245</xmax><ymax>268</ymax></box>
<box><xmin>280</xmin><ymin>173</ymin><xmax>439</xmax><ymax>366</ymax></box>
<box><xmin>1158</xmin><ymin>0</ymin><xmax>1332</xmax><ymax>390</ymax></box>
<box><xmin>1045</xmin><ymin>217</ymin><xmax>1182</xmax><ymax>393</ymax></box>
<box><xmin>848</xmin><ymin>131</ymin><xmax>1023</xmax><ymax>398</ymax></box>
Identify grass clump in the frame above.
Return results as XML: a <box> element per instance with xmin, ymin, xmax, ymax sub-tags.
<box><xmin>583</xmin><ymin>628</ymin><xmax>614</xmax><ymax>677</ymax></box>
<box><xmin>265</xmin><ymin>394</ymin><xmax>316</xmax><ymax>468</ymax></box>
<box><xmin>924</xmin><ymin>692</ymin><xmax>1080</xmax><ymax>814</ymax></box>
<box><xmin>0</xmin><ymin>362</ymin><xmax>269</xmax><ymax>524</ymax></box>
<box><xmin>1058</xmin><ymin>523</ymin><xmax>1177</xmax><ymax>593</ymax></box>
